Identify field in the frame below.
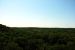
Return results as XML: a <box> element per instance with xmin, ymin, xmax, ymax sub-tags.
<box><xmin>0</xmin><ymin>24</ymin><xmax>75</xmax><ymax>50</ymax></box>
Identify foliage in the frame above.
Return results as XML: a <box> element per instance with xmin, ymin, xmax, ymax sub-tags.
<box><xmin>0</xmin><ymin>24</ymin><xmax>75</xmax><ymax>50</ymax></box>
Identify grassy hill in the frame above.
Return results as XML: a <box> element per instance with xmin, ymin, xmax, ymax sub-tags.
<box><xmin>0</xmin><ymin>24</ymin><xmax>75</xmax><ymax>50</ymax></box>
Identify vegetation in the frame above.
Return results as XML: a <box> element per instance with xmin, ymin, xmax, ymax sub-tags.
<box><xmin>0</xmin><ymin>24</ymin><xmax>75</xmax><ymax>50</ymax></box>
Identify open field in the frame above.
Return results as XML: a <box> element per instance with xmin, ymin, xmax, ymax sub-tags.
<box><xmin>0</xmin><ymin>24</ymin><xmax>75</xmax><ymax>50</ymax></box>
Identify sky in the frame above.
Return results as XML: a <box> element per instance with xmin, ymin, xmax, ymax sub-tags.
<box><xmin>0</xmin><ymin>0</ymin><xmax>75</xmax><ymax>28</ymax></box>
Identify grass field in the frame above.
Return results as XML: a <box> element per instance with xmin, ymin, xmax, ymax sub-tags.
<box><xmin>0</xmin><ymin>24</ymin><xmax>75</xmax><ymax>50</ymax></box>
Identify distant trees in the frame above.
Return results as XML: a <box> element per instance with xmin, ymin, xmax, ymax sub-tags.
<box><xmin>0</xmin><ymin>24</ymin><xmax>75</xmax><ymax>50</ymax></box>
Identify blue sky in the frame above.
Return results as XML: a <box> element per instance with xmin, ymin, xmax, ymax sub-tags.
<box><xmin>0</xmin><ymin>0</ymin><xmax>75</xmax><ymax>27</ymax></box>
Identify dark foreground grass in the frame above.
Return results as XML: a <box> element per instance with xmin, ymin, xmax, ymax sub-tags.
<box><xmin>0</xmin><ymin>24</ymin><xmax>75</xmax><ymax>50</ymax></box>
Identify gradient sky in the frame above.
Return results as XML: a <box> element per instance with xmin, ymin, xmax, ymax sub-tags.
<box><xmin>0</xmin><ymin>0</ymin><xmax>75</xmax><ymax>27</ymax></box>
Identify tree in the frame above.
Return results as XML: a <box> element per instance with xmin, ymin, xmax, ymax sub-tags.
<box><xmin>0</xmin><ymin>24</ymin><xmax>10</xmax><ymax>32</ymax></box>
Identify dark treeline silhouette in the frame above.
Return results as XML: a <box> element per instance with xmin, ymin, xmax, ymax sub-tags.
<box><xmin>0</xmin><ymin>24</ymin><xmax>10</xmax><ymax>32</ymax></box>
<box><xmin>0</xmin><ymin>24</ymin><xmax>75</xmax><ymax>50</ymax></box>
